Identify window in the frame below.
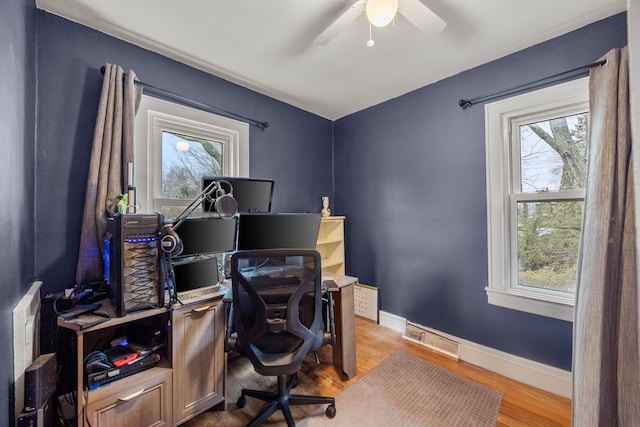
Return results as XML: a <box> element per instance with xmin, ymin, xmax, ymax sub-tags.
<box><xmin>134</xmin><ymin>95</ymin><xmax>249</xmax><ymax>218</ymax></box>
<box><xmin>485</xmin><ymin>77</ymin><xmax>589</xmax><ymax>321</ymax></box>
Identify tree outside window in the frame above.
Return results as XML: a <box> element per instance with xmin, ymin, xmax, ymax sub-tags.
<box><xmin>515</xmin><ymin>113</ymin><xmax>587</xmax><ymax>293</ymax></box>
<box><xmin>162</xmin><ymin>130</ymin><xmax>223</xmax><ymax>200</ymax></box>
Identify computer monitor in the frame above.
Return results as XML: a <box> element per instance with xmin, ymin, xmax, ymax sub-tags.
<box><xmin>174</xmin><ymin>216</ymin><xmax>237</xmax><ymax>259</ymax></box>
<box><xmin>202</xmin><ymin>177</ymin><xmax>274</xmax><ymax>214</ymax></box>
<box><xmin>236</xmin><ymin>213</ymin><xmax>321</xmax><ymax>251</ymax></box>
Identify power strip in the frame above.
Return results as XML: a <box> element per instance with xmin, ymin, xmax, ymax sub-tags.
<box><xmin>353</xmin><ymin>283</ymin><xmax>378</xmax><ymax>322</ymax></box>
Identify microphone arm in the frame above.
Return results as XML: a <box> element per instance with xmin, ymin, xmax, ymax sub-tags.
<box><xmin>170</xmin><ymin>180</ymin><xmax>231</xmax><ymax>230</ymax></box>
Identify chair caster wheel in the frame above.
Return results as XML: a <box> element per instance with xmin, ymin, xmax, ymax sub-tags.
<box><xmin>326</xmin><ymin>403</ymin><xmax>336</xmax><ymax>418</ymax></box>
<box><xmin>291</xmin><ymin>375</ymin><xmax>298</xmax><ymax>389</ymax></box>
<box><xmin>237</xmin><ymin>395</ymin><xmax>246</xmax><ymax>408</ymax></box>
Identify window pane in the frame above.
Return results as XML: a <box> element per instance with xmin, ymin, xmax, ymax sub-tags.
<box><xmin>516</xmin><ymin>200</ymin><xmax>583</xmax><ymax>293</ymax></box>
<box><xmin>161</xmin><ymin>130</ymin><xmax>223</xmax><ymax>199</ymax></box>
<box><xmin>519</xmin><ymin>113</ymin><xmax>588</xmax><ymax>193</ymax></box>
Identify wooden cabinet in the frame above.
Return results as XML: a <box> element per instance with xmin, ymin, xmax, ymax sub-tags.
<box><xmin>316</xmin><ymin>216</ymin><xmax>345</xmax><ymax>274</ymax></box>
<box><xmin>59</xmin><ymin>296</ymin><xmax>226</xmax><ymax>427</ymax></box>
<box><xmin>171</xmin><ymin>298</ymin><xmax>225</xmax><ymax>425</ymax></box>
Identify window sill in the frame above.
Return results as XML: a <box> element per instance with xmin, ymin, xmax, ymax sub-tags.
<box><xmin>486</xmin><ymin>288</ymin><xmax>574</xmax><ymax>322</ymax></box>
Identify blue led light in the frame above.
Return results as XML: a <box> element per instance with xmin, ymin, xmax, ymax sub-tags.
<box><xmin>125</xmin><ymin>236</ymin><xmax>158</xmax><ymax>243</ymax></box>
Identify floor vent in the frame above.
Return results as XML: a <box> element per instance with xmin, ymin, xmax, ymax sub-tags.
<box><xmin>403</xmin><ymin>321</ymin><xmax>459</xmax><ymax>359</ymax></box>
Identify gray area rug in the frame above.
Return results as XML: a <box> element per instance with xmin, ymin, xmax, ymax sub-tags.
<box><xmin>300</xmin><ymin>350</ymin><xmax>502</xmax><ymax>427</ymax></box>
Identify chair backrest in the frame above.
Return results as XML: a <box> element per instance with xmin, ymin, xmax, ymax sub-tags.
<box><xmin>230</xmin><ymin>249</ymin><xmax>324</xmax><ymax>377</ymax></box>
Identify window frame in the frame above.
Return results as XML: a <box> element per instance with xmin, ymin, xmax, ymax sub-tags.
<box><xmin>134</xmin><ymin>95</ymin><xmax>249</xmax><ymax>215</ymax></box>
<box><xmin>484</xmin><ymin>77</ymin><xmax>589</xmax><ymax>322</ymax></box>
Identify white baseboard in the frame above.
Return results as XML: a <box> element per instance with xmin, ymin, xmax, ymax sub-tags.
<box><xmin>378</xmin><ymin>310</ymin><xmax>572</xmax><ymax>398</ymax></box>
<box><xmin>378</xmin><ymin>311</ymin><xmax>406</xmax><ymax>333</ymax></box>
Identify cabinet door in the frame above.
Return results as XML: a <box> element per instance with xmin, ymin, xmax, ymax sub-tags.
<box><xmin>85</xmin><ymin>368</ymin><xmax>172</xmax><ymax>427</ymax></box>
<box><xmin>172</xmin><ymin>299</ymin><xmax>225</xmax><ymax>425</ymax></box>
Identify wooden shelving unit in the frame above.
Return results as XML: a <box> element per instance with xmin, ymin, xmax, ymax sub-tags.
<box><xmin>316</xmin><ymin>216</ymin><xmax>345</xmax><ymax>275</ymax></box>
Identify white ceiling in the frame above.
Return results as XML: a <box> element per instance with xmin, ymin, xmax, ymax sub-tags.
<box><xmin>36</xmin><ymin>0</ymin><xmax>626</xmax><ymax>120</ymax></box>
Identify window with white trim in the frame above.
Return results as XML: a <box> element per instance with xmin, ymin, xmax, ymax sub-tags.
<box><xmin>485</xmin><ymin>77</ymin><xmax>589</xmax><ymax>321</ymax></box>
<box><xmin>134</xmin><ymin>95</ymin><xmax>249</xmax><ymax>218</ymax></box>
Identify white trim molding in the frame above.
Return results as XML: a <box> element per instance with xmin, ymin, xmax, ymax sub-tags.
<box><xmin>484</xmin><ymin>77</ymin><xmax>589</xmax><ymax>321</ymax></box>
<box><xmin>134</xmin><ymin>95</ymin><xmax>249</xmax><ymax>214</ymax></box>
<box><xmin>378</xmin><ymin>310</ymin><xmax>572</xmax><ymax>398</ymax></box>
<box><xmin>378</xmin><ymin>310</ymin><xmax>406</xmax><ymax>333</ymax></box>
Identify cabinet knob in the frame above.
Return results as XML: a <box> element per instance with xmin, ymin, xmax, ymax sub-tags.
<box><xmin>118</xmin><ymin>388</ymin><xmax>146</xmax><ymax>402</ymax></box>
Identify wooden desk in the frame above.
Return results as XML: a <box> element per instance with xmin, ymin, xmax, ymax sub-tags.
<box><xmin>323</xmin><ymin>274</ymin><xmax>358</xmax><ymax>379</ymax></box>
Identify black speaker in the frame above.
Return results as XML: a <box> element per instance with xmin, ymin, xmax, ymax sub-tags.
<box><xmin>23</xmin><ymin>353</ymin><xmax>57</xmax><ymax>412</ymax></box>
<box><xmin>105</xmin><ymin>213</ymin><xmax>165</xmax><ymax>317</ymax></box>
<box><xmin>17</xmin><ymin>394</ymin><xmax>54</xmax><ymax>427</ymax></box>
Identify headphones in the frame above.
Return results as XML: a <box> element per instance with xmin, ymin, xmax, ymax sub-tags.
<box><xmin>161</xmin><ymin>180</ymin><xmax>237</xmax><ymax>256</ymax></box>
<box><xmin>161</xmin><ymin>223</ymin><xmax>184</xmax><ymax>256</ymax></box>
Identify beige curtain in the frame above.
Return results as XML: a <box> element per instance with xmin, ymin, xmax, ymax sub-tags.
<box><xmin>573</xmin><ymin>47</ymin><xmax>638</xmax><ymax>425</ymax></box>
<box><xmin>75</xmin><ymin>64</ymin><xmax>142</xmax><ymax>285</ymax></box>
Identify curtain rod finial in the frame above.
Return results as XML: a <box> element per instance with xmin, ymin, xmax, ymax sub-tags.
<box><xmin>459</xmin><ymin>99</ymin><xmax>472</xmax><ymax>110</ymax></box>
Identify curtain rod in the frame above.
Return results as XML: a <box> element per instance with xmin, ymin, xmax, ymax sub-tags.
<box><xmin>458</xmin><ymin>59</ymin><xmax>606</xmax><ymax>110</ymax></box>
<box><xmin>100</xmin><ymin>66</ymin><xmax>269</xmax><ymax>130</ymax></box>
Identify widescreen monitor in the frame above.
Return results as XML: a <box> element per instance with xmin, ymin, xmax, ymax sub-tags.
<box><xmin>202</xmin><ymin>176</ymin><xmax>274</xmax><ymax>214</ymax></box>
<box><xmin>236</xmin><ymin>213</ymin><xmax>321</xmax><ymax>251</ymax></box>
<box><xmin>174</xmin><ymin>216</ymin><xmax>237</xmax><ymax>259</ymax></box>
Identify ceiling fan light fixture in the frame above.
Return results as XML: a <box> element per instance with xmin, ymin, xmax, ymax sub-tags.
<box><xmin>365</xmin><ymin>0</ymin><xmax>398</xmax><ymax>27</ymax></box>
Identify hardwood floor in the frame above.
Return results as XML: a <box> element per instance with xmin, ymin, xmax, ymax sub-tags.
<box><xmin>184</xmin><ymin>316</ymin><xmax>571</xmax><ymax>426</ymax></box>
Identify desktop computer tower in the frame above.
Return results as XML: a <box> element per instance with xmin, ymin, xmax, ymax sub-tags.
<box><xmin>105</xmin><ymin>213</ymin><xmax>165</xmax><ymax>317</ymax></box>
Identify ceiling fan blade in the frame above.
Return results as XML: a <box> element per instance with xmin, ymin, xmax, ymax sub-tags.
<box><xmin>313</xmin><ymin>0</ymin><xmax>366</xmax><ymax>45</ymax></box>
<box><xmin>398</xmin><ymin>0</ymin><xmax>446</xmax><ymax>35</ymax></box>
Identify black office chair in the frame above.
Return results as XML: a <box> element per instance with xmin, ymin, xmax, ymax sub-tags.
<box><xmin>229</xmin><ymin>249</ymin><xmax>337</xmax><ymax>427</ymax></box>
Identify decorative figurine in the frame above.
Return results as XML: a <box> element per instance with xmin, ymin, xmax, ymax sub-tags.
<box><xmin>321</xmin><ymin>196</ymin><xmax>331</xmax><ymax>217</ymax></box>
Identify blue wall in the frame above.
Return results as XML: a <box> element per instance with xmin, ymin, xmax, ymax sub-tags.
<box><xmin>34</xmin><ymin>11</ymin><xmax>334</xmax><ymax>294</ymax></box>
<box><xmin>334</xmin><ymin>13</ymin><xmax>627</xmax><ymax>370</ymax></box>
<box><xmin>0</xmin><ymin>0</ymin><xmax>37</xmax><ymax>423</ymax></box>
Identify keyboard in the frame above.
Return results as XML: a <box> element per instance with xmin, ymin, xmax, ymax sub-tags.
<box><xmin>177</xmin><ymin>284</ymin><xmax>228</xmax><ymax>304</ymax></box>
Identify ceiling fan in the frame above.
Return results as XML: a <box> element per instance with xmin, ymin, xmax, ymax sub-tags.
<box><xmin>313</xmin><ymin>0</ymin><xmax>447</xmax><ymax>45</ymax></box>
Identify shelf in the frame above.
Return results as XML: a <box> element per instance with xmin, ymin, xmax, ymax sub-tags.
<box><xmin>316</xmin><ymin>217</ymin><xmax>345</xmax><ymax>276</ymax></box>
<box><xmin>316</xmin><ymin>238</ymin><xmax>343</xmax><ymax>245</ymax></box>
<box><xmin>58</xmin><ymin>301</ymin><xmax>167</xmax><ymax>332</ymax></box>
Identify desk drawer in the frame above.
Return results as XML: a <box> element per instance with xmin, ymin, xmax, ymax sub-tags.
<box><xmin>85</xmin><ymin>368</ymin><xmax>172</xmax><ymax>427</ymax></box>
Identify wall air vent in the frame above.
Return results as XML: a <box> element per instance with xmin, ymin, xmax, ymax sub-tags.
<box><xmin>403</xmin><ymin>321</ymin><xmax>459</xmax><ymax>359</ymax></box>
